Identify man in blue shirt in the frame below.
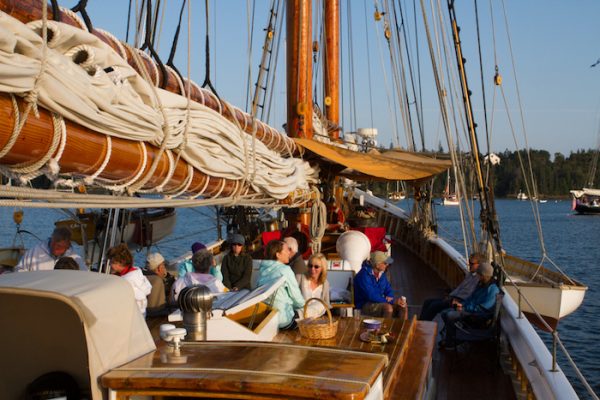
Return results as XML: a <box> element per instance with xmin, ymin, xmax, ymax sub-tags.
<box><xmin>440</xmin><ymin>261</ymin><xmax>500</xmax><ymax>349</ymax></box>
<box><xmin>354</xmin><ymin>251</ymin><xmax>408</xmax><ymax>319</ymax></box>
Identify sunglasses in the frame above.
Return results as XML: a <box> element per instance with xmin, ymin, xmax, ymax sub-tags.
<box><xmin>308</xmin><ymin>264</ymin><xmax>321</xmax><ymax>269</ymax></box>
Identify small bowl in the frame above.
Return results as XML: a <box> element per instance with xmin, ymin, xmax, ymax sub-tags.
<box><xmin>362</xmin><ymin>319</ymin><xmax>382</xmax><ymax>330</ymax></box>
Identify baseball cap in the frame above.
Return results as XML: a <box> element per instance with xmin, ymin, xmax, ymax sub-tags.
<box><xmin>146</xmin><ymin>253</ymin><xmax>165</xmax><ymax>271</ymax></box>
<box><xmin>370</xmin><ymin>251</ymin><xmax>394</xmax><ymax>266</ymax></box>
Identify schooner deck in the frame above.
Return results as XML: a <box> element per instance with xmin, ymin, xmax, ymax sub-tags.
<box><xmin>109</xmin><ymin>239</ymin><xmax>515</xmax><ymax>399</ymax></box>
<box><xmin>389</xmin><ymin>241</ymin><xmax>516</xmax><ymax>400</ymax></box>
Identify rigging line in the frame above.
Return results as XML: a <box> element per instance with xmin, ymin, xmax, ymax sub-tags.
<box><xmin>70</xmin><ymin>0</ymin><xmax>93</xmax><ymax>32</ymax></box>
<box><xmin>126</xmin><ymin>0</ymin><xmax>133</xmax><ymax>43</ymax></box>
<box><xmin>412</xmin><ymin>0</ymin><xmax>425</xmax><ymax>148</ymax></box>
<box><xmin>382</xmin><ymin>0</ymin><xmax>413</xmax><ymax>150</ymax></box>
<box><xmin>363</xmin><ymin>1</ymin><xmax>375</xmax><ymax>129</ymax></box>
<box><xmin>150</xmin><ymin>0</ymin><xmax>161</xmax><ymax>50</ymax></box>
<box><xmin>166</xmin><ymin>0</ymin><xmax>188</xmax><ymax>81</ymax></box>
<box><xmin>499</xmin><ymin>86</ymin><xmax>550</xmax><ymax>262</ymax></box>
<box><xmin>155</xmin><ymin>0</ymin><xmax>167</xmax><ymax>51</ymax></box>
<box><xmin>201</xmin><ymin>0</ymin><xmax>219</xmax><ymax>97</ymax></box>
<box><xmin>473</xmin><ymin>0</ymin><xmax>491</xmax><ymax>161</ymax></box>
<box><xmin>134</xmin><ymin>0</ymin><xmax>144</xmax><ymax>48</ymax></box>
<box><xmin>498</xmin><ymin>0</ymin><xmax>538</xmax><ymax>203</ymax></box>
<box><xmin>434</xmin><ymin>0</ymin><xmax>477</xmax><ymax>243</ymax></box>
<box><xmin>394</xmin><ymin>0</ymin><xmax>425</xmax><ymax>150</ymax></box>
<box><xmin>49</xmin><ymin>0</ymin><xmax>61</xmax><ymax>21</ymax></box>
<box><xmin>244</xmin><ymin>0</ymin><xmax>256</xmax><ymax>113</ymax></box>
<box><xmin>375</xmin><ymin>1</ymin><xmax>402</xmax><ymax>148</ymax></box>
<box><xmin>139</xmin><ymin>0</ymin><xmax>169</xmax><ymax>89</ymax></box>
<box><xmin>264</xmin><ymin>0</ymin><xmax>284</xmax><ymax>124</ymax></box>
<box><xmin>497</xmin><ymin>0</ymin><xmax>549</xmax><ymax>260</ymax></box>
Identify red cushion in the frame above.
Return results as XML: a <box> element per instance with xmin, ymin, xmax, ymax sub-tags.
<box><xmin>351</xmin><ymin>226</ymin><xmax>387</xmax><ymax>252</ymax></box>
<box><xmin>261</xmin><ymin>231</ymin><xmax>282</xmax><ymax>246</ymax></box>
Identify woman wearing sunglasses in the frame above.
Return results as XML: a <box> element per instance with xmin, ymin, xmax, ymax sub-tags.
<box><xmin>296</xmin><ymin>253</ymin><xmax>331</xmax><ymax>318</ymax></box>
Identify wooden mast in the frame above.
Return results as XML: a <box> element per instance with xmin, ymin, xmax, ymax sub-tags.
<box><xmin>0</xmin><ymin>0</ymin><xmax>297</xmax><ymax>155</ymax></box>
<box><xmin>286</xmin><ymin>0</ymin><xmax>313</xmax><ymax>139</ymax></box>
<box><xmin>324</xmin><ymin>0</ymin><xmax>340</xmax><ymax>140</ymax></box>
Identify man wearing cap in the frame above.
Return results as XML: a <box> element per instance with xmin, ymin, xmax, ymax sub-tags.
<box><xmin>440</xmin><ymin>261</ymin><xmax>500</xmax><ymax>350</ymax></box>
<box><xmin>177</xmin><ymin>242</ymin><xmax>223</xmax><ymax>282</ymax></box>
<box><xmin>221</xmin><ymin>233</ymin><xmax>253</xmax><ymax>291</ymax></box>
<box><xmin>354</xmin><ymin>251</ymin><xmax>408</xmax><ymax>319</ymax></box>
<box><xmin>144</xmin><ymin>252</ymin><xmax>176</xmax><ymax>315</ymax></box>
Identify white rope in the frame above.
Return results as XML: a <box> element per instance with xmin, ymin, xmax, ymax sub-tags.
<box><xmin>94</xmin><ymin>142</ymin><xmax>148</xmax><ymax>193</ymax></box>
<box><xmin>164</xmin><ymin>165</ymin><xmax>194</xmax><ymax>198</ymax></box>
<box><xmin>309</xmin><ymin>189</ymin><xmax>327</xmax><ymax>254</ymax></box>
<box><xmin>84</xmin><ymin>136</ymin><xmax>112</xmax><ymax>185</ymax></box>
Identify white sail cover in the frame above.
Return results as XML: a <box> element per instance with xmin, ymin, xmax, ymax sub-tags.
<box><xmin>570</xmin><ymin>188</ymin><xmax>600</xmax><ymax>198</ymax></box>
<box><xmin>0</xmin><ymin>271</ymin><xmax>155</xmax><ymax>399</ymax></box>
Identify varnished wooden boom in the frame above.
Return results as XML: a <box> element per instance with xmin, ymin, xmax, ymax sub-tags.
<box><xmin>0</xmin><ymin>0</ymin><xmax>297</xmax><ymax>155</ymax></box>
<box><xmin>0</xmin><ymin>93</ymin><xmax>250</xmax><ymax>198</ymax></box>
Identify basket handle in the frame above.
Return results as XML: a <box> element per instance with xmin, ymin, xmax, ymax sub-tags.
<box><xmin>302</xmin><ymin>297</ymin><xmax>333</xmax><ymax>326</ymax></box>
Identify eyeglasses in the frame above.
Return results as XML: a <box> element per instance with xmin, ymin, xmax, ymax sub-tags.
<box><xmin>308</xmin><ymin>264</ymin><xmax>321</xmax><ymax>269</ymax></box>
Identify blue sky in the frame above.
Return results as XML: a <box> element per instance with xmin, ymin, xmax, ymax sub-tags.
<box><xmin>63</xmin><ymin>1</ymin><xmax>600</xmax><ymax>156</ymax></box>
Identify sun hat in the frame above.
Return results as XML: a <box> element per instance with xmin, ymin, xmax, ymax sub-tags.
<box><xmin>146</xmin><ymin>253</ymin><xmax>165</xmax><ymax>271</ymax></box>
<box><xmin>370</xmin><ymin>251</ymin><xmax>394</xmax><ymax>266</ymax></box>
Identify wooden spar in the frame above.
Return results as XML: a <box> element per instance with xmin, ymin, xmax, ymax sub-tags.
<box><xmin>324</xmin><ymin>0</ymin><xmax>340</xmax><ymax>140</ymax></box>
<box><xmin>286</xmin><ymin>0</ymin><xmax>313</xmax><ymax>139</ymax></box>
<box><xmin>0</xmin><ymin>0</ymin><xmax>297</xmax><ymax>155</ymax></box>
<box><xmin>0</xmin><ymin>93</ymin><xmax>252</xmax><ymax>199</ymax></box>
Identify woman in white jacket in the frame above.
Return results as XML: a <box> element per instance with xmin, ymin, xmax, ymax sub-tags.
<box><xmin>108</xmin><ymin>243</ymin><xmax>152</xmax><ymax>317</ymax></box>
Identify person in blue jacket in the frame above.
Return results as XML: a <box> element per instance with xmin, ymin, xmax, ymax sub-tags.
<box><xmin>440</xmin><ymin>261</ymin><xmax>500</xmax><ymax>349</ymax></box>
<box><xmin>256</xmin><ymin>240</ymin><xmax>305</xmax><ymax>329</ymax></box>
<box><xmin>354</xmin><ymin>251</ymin><xmax>408</xmax><ymax>319</ymax></box>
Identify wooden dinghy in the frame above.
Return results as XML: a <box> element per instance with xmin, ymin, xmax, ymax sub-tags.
<box><xmin>502</xmin><ymin>254</ymin><xmax>587</xmax><ymax>331</ymax></box>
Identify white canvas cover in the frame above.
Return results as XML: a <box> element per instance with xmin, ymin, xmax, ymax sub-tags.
<box><xmin>0</xmin><ymin>271</ymin><xmax>155</xmax><ymax>399</ymax></box>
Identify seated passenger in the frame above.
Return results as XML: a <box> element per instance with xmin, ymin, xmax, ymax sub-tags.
<box><xmin>221</xmin><ymin>234</ymin><xmax>252</xmax><ymax>291</ymax></box>
<box><xmin>108</xmin><ymin>243</ymin><xmax>152</xmax><ymax>317</ymax></box>
<box><xmin>440</xmin><ymin>261</ymin><xmax>500</xmax><ymax>350</ymax></box>
<box><xmin>354</xmin><ymin>251</ymin><xmax>407</xmax><ymax>319</ymax></box>
<box><xmin>419</xmin><ymin>253</ymin><xmax>483</xmax><ymax>321</ymax></box>
<box><xmin>144</xmin><ymin>252</ymin><xmax>176</xmax><ymax>315</ymax></box>
<box><xmin>172</xmin><ymin>249</ymin><xmax>226</xmax><ymax>301</ymax></box>
<box><xmin>296</xmin><ymin>253</ymin><xmax>331</xmax><ymax>318</ymax></box>
<box><xmin>16</xmin><ymin>227</ymin><xmax>85</xmax><ymax>272</ymax></box>
<box><xmin>53</xmin><ymin>256</ymin><xmax>80</xmax><ymax>270</ymax></box>
<box><xmin>256</xmin><ymin>240</ymin><xmax>305</xmax><ymax>330</ymax></box>
<box><xmin>177</xmin><ymin>242</ymin><xmax>223</xmax><ymax>281</ymax></box>
<box><xmin>283</xmin><ymin>236</ymin><xmax>306</xmax><ymax>275</ymax></box>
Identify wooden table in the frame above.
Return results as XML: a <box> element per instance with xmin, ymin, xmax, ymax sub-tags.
<box><xmin>103</xmin><ymin>316</ymin><xmax>435</xmax><ymax>399</ymax></box>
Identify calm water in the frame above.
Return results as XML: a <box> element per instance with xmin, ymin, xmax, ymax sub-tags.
<box><xmin>1</xmin><ymin>200</ymin><xmax>598</xmax><ymax>397</ymax></box>
<box><xmin>429</xmin><ymin>198</ymin><xmax>600</xmax><ymax>399</ymax></box>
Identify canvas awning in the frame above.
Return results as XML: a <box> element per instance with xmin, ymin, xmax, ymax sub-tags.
<box><xmin>0</xmin><ymin>271</ymin><xmax>156</xmax><ymax>399</ymax></box>
<box><xmin>294</xmin><ymin>138</ymin><xmax>451</xmax><ymax>181</ymax></box>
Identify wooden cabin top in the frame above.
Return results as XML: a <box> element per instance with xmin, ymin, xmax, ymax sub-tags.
<box><xmin>101</xmin><ymin>340</ymin><xmax>387</xmax><ymax>399</ymax></box>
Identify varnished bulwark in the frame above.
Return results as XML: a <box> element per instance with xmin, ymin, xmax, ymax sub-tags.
<box><xmin>101</xmin><ymin>341</ymin><xmax>386</xmax><ymax>399</ymax></box>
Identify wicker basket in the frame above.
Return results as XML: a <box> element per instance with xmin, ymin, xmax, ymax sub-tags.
<box><xmin>298</xmin><ymin>298</ymin><xmax>338</xmax><ymax>339</ymax></box>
